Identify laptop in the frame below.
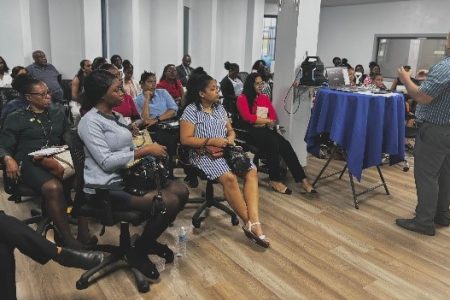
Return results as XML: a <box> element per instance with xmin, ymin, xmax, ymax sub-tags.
<box><xmin>326</xmin><ymin>67</ymin><xmax>349</xmax><ymax>87</ymax></box>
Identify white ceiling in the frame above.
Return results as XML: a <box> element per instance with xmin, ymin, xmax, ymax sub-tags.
<box><xmin>265</xmin><ymin>0</ymin><xmax>412</xmax><ymax>7</ymax></box>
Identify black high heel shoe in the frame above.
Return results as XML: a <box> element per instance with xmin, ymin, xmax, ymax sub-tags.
<box><xmin>148</xmin><ymin>242</ymin><xmax>174</xmax><ymax>263</ymax></box>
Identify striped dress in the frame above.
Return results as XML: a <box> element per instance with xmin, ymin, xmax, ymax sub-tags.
<box><xmin>180</xmin><ymin>103</ymin><xmax>236</xmax><ymax>180</ymax></box>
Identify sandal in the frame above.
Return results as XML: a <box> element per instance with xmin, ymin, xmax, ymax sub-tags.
<box><xmin>242</xmin><ymin>221</ymin><xmax>270</xmax><ymax>248</ymax></box>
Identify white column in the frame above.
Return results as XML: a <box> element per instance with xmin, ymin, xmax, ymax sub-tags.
<box><xmin>272</xmin><ymin>0</ymin><xmax>321</xmax><ymax>166</ymax></box>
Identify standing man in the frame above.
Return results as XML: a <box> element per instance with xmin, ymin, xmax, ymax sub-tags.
<box><xmin>176</xmin><ymin>54</ymin><xmax>194</xmax><ymax>87</ymax></box>
<box><xmin>396</xmin><ymin>31</ymin><xmax>450</xmax><ymax>236</ymax></box>
<box><xmin>26</xmin><ymin>50</ymin><xmax>64</xmax><ymax>103</ymax></box>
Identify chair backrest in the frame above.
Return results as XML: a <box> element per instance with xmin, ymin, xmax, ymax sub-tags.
<box><xmin>68</xmin><ymin>128</ymin><xmax>116</xmax><ymax>225</ymax></box>
<box><xmin>238</xmin><ymin>72</ymin><xmax>249</xmax><ymax>84</ymax></box>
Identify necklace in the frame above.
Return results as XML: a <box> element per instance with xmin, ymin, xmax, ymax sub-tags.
<box><xmin>28</xmin><ymin>105</ymin><xmax>53</xmax><ymax>148</ymax></box>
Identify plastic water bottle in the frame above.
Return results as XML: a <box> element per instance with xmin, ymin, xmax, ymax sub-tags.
<box><xmin>177</xmin><ymin>226</ymin><xmax>187</xmax><ymax>257</ymax></box>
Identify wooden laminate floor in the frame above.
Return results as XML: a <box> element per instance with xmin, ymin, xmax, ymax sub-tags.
<box><xmin>1</xmin><ymin>155</ymin><xmax>450</xmax><ymax>300</ymax></box>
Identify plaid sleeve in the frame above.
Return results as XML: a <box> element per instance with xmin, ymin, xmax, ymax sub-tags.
<box><xmin>419</xmin><ymin>60</ymin><xmax>450</xmax><ymax>99</ymax></box>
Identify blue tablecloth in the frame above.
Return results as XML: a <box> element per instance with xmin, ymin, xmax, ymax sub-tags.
<box><xmin>305</xmin><ymin>88</ymin><xmax>405</xmax><ymax>181</ymax></box>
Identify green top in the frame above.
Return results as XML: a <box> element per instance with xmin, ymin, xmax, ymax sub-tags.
<box><xmin>0</xmin><ymin>106</ymin><xmax>71</xmax><ymax>162</ymax></box>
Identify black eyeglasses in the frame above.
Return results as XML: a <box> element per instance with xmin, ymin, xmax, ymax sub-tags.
<box><xmin>27</xmin><ymin>90</ymin><xmax>52</xmax><ymax>98</ymax></box>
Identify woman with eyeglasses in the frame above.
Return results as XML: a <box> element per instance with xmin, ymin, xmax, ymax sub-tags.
<box><xmin>236</xmin><ymin>73</ymin><xmax>316</xmax><ymax>195</ymax></box>
<box><xmin>157</xmin><ymin>64</ymin><xmax>185</xmax><ymax>108</ymax></box>
<box><xmin>0</xmin><ymin>75</ymin><xmax>95</xmax><ymax>250</ymax></box>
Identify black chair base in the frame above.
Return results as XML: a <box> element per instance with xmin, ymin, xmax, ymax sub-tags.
<box><xmin>76</xmin><ymin>222</ymin><xmax>150</xmax><ymax>293</ymax></box>
<box><xmin>188</xmin><ymin>180</ymin><xmax>239</xmax><ymax>228</ymax></box>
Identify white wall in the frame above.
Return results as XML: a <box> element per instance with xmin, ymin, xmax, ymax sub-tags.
<box><xmin>0</xmin><ymin>0</ymin><xmax>31</xmax><ymax>68</ymax></box>
<box><xmin>149</xmin><ymin>0</ymin><xmax>184</xmax><ymax>77</ymax></box>
<box><xmin>317</xmin><ymin>0</ymin><xmax>450</xmax><ymax>69</ymax></box>
<box><xmin>48</xmin><ymin>0</ymin><xmax>84</xmax><ymax>78</ymax></box>
<box><xmin>190</xmin><ymin>0</ymin><xmax>214</xmax><ymax>74</ymax></box>
<box><xmin>82</xmin><ymin>0</ymin><xmax>102</xmax><ymax>61</ymax></box>
<box><xmin>108</xmin><ymin>0</ymin><xmax>134</xmax><ymax>62</ymax></box>
<box><xmin>30</xmin><ymin>0</ymin><xmax>51</xmax><ymax>62</ymax></box>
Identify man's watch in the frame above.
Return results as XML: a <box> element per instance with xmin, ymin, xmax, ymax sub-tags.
<box><xmin>156</xmin><ymin>116</ymin><xmax>161</xmax><ymax>123</ymax></box>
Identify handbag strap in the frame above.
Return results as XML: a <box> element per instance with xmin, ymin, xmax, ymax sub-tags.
<box><xmin>53</xmin><ymin>154</ymin><xmax>74</xmax><ymax>169</ymax></box>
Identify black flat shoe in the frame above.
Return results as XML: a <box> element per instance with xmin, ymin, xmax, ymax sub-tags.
<box><xmin>148</xmin><ymin>242</ymin><xmax>174</xmax><ymax>263</ymax></box>
<box><xmin>54</xmin><ymin>248</ymin><xmax>104</xmax><ymax>270</ymax></box>
<box><xmin>271</xmin><ymin>186</ymin><xmax>292</xmax><ymax>195</ymax></box>
<box><xmin>126</xmin><ymin>247</ymin><xmax>160</xmax><ymax>281</ymax></box>
<box><xmin>395</xmin><ymin>218</ymin><xmax>435</xmax><ymax>236</ymax></box>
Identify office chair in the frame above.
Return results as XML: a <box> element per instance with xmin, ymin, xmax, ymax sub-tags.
<box><xmin>178</xmin><ymin>146</ymin><xmax>239</xmax><ymax>228</ymax></box>
<box><xmin>68</xmin><ymin>129</ymin><xmax>151</xmax><ymax>293</ymax></box>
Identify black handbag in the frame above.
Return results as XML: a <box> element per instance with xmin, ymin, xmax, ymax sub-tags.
<box><xmin>122</xmin><ymin>156</ymin><xmax>169</xmax><ymax>196</ymax></box>
<box><xmin>224</xmin><ymin>145</ymin><xmax>252</xmax><ymax>174</ymax></box>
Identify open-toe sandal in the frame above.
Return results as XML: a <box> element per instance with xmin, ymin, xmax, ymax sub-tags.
<box><xmin>242</xmin><ymin>221</ymin><xmax>270</xmax><ymax>248</ymax></box>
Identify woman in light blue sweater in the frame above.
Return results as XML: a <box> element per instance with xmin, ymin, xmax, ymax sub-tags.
<box><xmin>78</xmin><ymin>70</ymin><xmax>189</xmax><ymax>281</ymax></box>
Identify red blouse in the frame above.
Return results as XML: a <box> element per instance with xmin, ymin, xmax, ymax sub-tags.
<box><xmin>113</xmin><ymin>94</ymin><xmax>140</xmax><ymax>118</ymax></box>
<box><xmin>157</xmin><ymin>79</ymin><xmax>183</xmax><ymax>100</ymax></box>
<box><xmin>236</xmin><ymin>93</ymin><xmax>277</xmax><ymax>124</ymax></box>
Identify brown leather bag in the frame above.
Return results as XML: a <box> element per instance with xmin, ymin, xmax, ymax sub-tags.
<box><xmin>33</xmin><ymin>150</ymin><xmax>75</xmax><ymax>180</ymax></box>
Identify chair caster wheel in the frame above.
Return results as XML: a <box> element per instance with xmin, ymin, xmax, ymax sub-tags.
<box><xmin>192</xmin><ymin>219</ymin><xmax>201</xmax><ymax>228</ymax></box>
<box><xmin>231</xmin><ymin>217</ymin><xmax>239</xmax><ymax>226</ymax></box>
<box><xmin>76</xmin><ymin>279</ymin><xmax>88</xmax><ymax>290</ymax></box>
<box><xmin>137</xmin><ymin>281</ymin><xmax>149</xmax><ymax>293</ymax></box>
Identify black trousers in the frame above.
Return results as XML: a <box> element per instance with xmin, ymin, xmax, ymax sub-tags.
<box><xmin>0</xmin><ymin>211</ymin><xmax>57</xmax><ymax>300</ymax></box>
<box><xmin>246</xmin><ymin>127</ymin><xmax>306</xmax><ymax>182</ymax></box>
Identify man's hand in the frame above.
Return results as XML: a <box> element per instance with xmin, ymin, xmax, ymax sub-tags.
<box><xmin>397</xmin><ymin>67</ymin><xmax>411</xmax><ymax>84</ymax></box>
<box><xmin>292</xmin><ymin>80</ymin><xmax>300</xmax><ymax>88</ymax></box>
<box><xmin>145</xmin><ymin>118</ymin><xmax>158</xmax><ymax>127</ymax></box>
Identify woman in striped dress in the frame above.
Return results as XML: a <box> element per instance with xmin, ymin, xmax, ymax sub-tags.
<box><xmin>180</xmin><ymin>68</ymin><xmax>269</xmax><ymax>248</ymax></box>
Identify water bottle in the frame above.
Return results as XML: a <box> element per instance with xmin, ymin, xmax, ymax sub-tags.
<box><xmin>177</xmin><ymin>226</ymin><xmax>187</xmax><ymax>257</ymax></box>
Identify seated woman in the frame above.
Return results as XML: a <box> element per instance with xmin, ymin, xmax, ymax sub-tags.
<box><xmin>134</xmin><ymin>71</ymin><xmax>180</xmax><ymax>177</ymax></box>
<box><xmin>71</xmin><ymin>59</ymin><xmax>92</xmax><ymax>103</ymax></box>
<box><xmin>220</xmin><ymin>61</ymin><xmax>243</xmax><ymax>115</ymax></box>
<box><xmin>0</xmin><ymin>55</ymin><xmax>12</xmax><ymax>88</ymax></box>
<box><xmin>98</xmin><ymin>63</ymin><xmax>140</xmax><ymax>123</ymax></box>
<box><xmin>372</xmin><ymin>73</ymin><xmax>388</xmax><ymax>90</ymax></box>
<box><xmin>0</xmin><ymin>76</ymin><xmax>93</xmax><ymax>249</ymax></box>
<box><xmin>0</xmin><ymin>74</ymin><xmax>29</xmax><ymax>124</ymax></box>
<box><xmin>78</xmin><ymin>70</ymin><xmax>189</xmax><ymax>280</ymax></box>
<box><xmin>180</xmin><ymin>68</ymin><xmax>270</xmax><ymax>248</ymax></box>
<box><xmin>122</xmin><ymin>60</ymin><xmax>141</xmax><ymax>99</ymax></box>
<box><xmin>71</xmin><ymin>59</ymin><xmax>92</xmax><ymax>124</ymax></box>
<box><xmin>157</xmin><ymin>64</ymin><xmax>185</xmax><ymax>108</ymax></box>
<box><xmin>236</xmin><ymin>73</ymin><xmax>316</xmax><ymax>195</ymax></box>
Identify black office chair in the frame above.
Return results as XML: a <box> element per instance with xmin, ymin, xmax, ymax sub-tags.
<box><xmin>1</xmin><ymin>163</ymin><xmax>56</xmax><ymax>235</ymax></box>
<box><xmin>68</xmin><ymin>129</ymin><xmax>151</xmax><ymax>293</ymax></box>
<box><xmin>178</xmin><ymin>146</ymin><xmax>239</xmax><ymax>228</ymax></box>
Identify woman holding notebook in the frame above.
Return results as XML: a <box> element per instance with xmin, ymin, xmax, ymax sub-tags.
<box><xmin>236</xmin><ymin>73</ymin><xmax>316</xmax><ymax>195</ymax></box>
